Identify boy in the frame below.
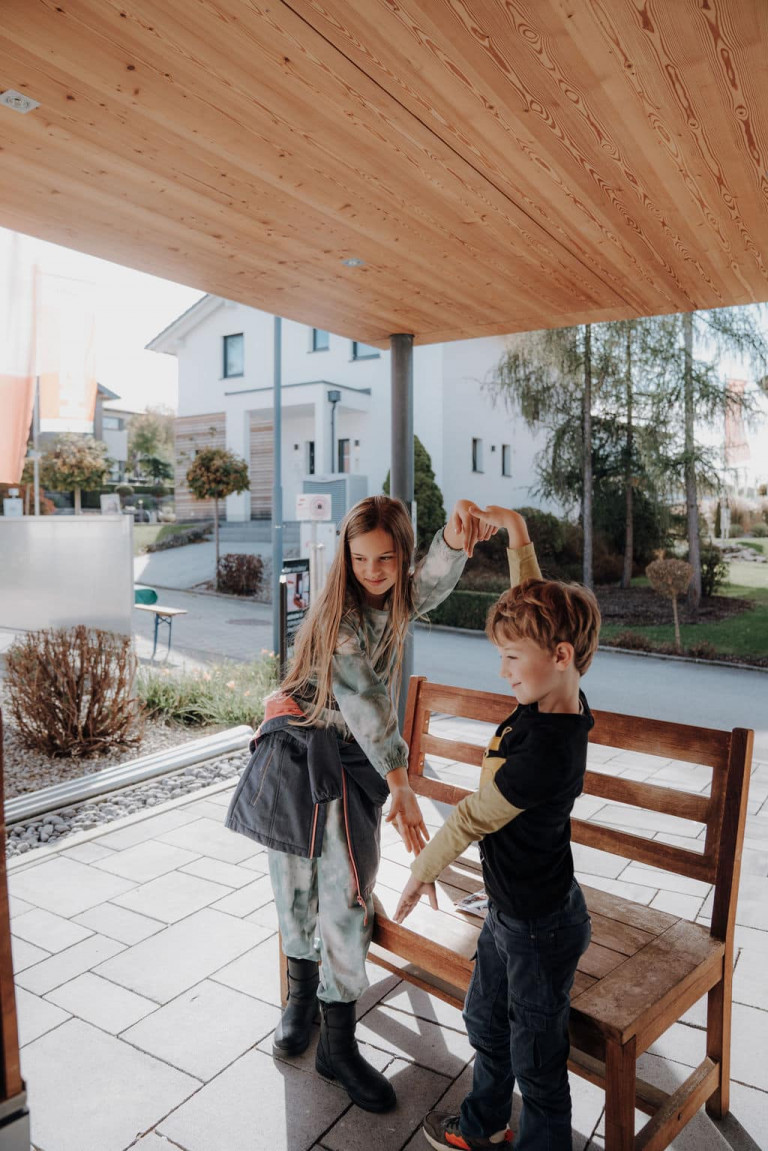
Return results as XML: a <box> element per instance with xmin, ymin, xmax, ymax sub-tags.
<box><xmin>394</xmin><ymin>507</ymin><xmax>600</xmax><ymax>1151</ymax></box>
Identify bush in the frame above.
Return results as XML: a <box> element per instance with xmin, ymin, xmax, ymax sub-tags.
<box><xmin>608</xmin><ymin>630</ymin><xmax>654</xmax><ymax>651</ymax></box>
<box><xmin>427</xmin><ymin>589</ymin><xmax>497</xmax><ymax>631</ymax></box>
<box><xmin>685</xmin><ymin>544</ymin><xmax>729</xmax><ymax>597</ymax></box>
<box><xmin>217</xmin><ymin>553</ymin><xmax>264</xmax><ymax>596</ymax></box>
<box><xmin>592</xmin><ymin>551</ymin><xmax>624</xmax><ymax>585</ymax></box>
<box><xmin>146</xmin><ymin>523</ymin><xmax>212</xmax><ymax>552</ymax></box>
<box><xmin>6</xmin><ymin>626</ymin><xmax>143</xmax><ymax>757</ymax></box>
<box><xmin>515</xmin><ymin>507</ymin><xmax>566</xmax><ymax>562</ymax></box>
<box><xmin>137</xmin><ymin>656</ymin><xmax>277</xmax><ymax>727</ymax></box>
<box><xmin>750</xmin><ymin>522</ymin><xmax>768</xmax><ymax>538</ymax></box>
<box><xmin>687</xmin><ymin>641</ymin><xmax>717</xmax><ymax>660</ymax></box>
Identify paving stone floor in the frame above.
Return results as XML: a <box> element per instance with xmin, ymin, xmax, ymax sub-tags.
<box><xmin>9</xmin><ymin>723</ymin><xmax>768</xmax><ymax>1151</ymax></box>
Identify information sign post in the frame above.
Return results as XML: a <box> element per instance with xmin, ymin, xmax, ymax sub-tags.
<box><xmin>278</xmin><ymin>556</ymin><xmax>311</xmax><ymax>678</ymax></box>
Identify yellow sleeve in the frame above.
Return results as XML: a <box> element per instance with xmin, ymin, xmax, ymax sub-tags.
<box><xmin>507</xmin><ymin>542</ymin><xmax>542</xmax><ymax>587</ymax></box>
<box><xmin>410</xmin><ymin>781</ymin><xmax>523</xmax><ymax>883</ymax></box>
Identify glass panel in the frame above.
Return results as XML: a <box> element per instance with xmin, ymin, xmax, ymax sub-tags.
<box><xmin>223</xmin><ymin>333</ymin><xmax>244</xmax><ymax>377</ymax></box>
<box><xmin>0</xmin><ymin>517</ymin><xmax>134</xmax><ymax>636</ymax></box>
<box><xmin>352</xmin><ymin>341</ymin><xmax>379</xmax><ymax>359</ymax></box>
<box><xmin>338</xmin><ymin>438</ymin><xmax>350</xmax><ymax>473</ymax></box>
<box><xmin>312</xmin><ymin>329</ymin><xmax>329</xmax><ymax>351</ymax></box>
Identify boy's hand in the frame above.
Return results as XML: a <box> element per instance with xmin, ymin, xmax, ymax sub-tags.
<box><xmin>444</xmin><ymin>499</ymin><xmax>497</xmax><ymax>557</ymax></box>
<box><xmin>469</xmin><ymin>505</ymin><xmax>531</xmax><ymax>549</ymax></box>
<box><xmin>385</xmin><ymin>780</ymin><xmax>430</xmax><ymax>855</ymax></box>
<box><xmin>394</xmin><ymin>874</ymin><xmax>438</xmax><ymax>922</ymax></box>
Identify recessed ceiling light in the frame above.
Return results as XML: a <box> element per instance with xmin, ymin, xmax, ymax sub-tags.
<box><xmin>341</xmin><ymin>257</ymin><xmax>365</xmax><ymax>268</ymax></box>
<box><xmin>0</xmin><ymin>89</ymin><xmax>40</xmax><ymax>113</ymax></box>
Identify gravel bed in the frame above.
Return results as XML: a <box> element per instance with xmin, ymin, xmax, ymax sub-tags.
<box><xmin>1</xmin><ymin>685</ymin><xmax>221</xmax><ymax>801</ymax></box>
<box><xmin>5</xmin><ymin>749</ymin><xmax>249</xmax><ymax>859</ymax></box>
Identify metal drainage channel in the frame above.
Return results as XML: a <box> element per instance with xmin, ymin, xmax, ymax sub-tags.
<box><xmin>5</xmin><ymin>725</ymin><xmax>253</xmax><ymax>825</ymax></box>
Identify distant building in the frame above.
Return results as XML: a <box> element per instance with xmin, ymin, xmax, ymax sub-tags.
<box><xmin>147</xmin><ymin>296</ymin><xmax>549</xmax><ymax>523</ymax></box>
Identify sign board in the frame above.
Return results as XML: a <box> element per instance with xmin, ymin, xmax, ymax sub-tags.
<box><xmin>2</xmin><ymin>497</ymin><xmax>23</xmax><ymax>518</ymax></box>
<box><xmin>281</xmin><ymin>557</ymin><xmax>311</xmax><ymax>640</ymax></box>
<box><xmin>296</xmin><ymin>493</ymin><xmax>332</xmax><ymax>521</ymax></box>
<box><xmin>100</xmin><ymin>493</ymin><xmax>121</xmax><ymax>515</ymax></box>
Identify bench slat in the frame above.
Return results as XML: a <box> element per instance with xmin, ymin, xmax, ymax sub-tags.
<box><xmin>572</xmin><ymin>920</ymin><xmax>724</xmax><ymax>1043</ymax></box>
<box><xmin>588</xmin><ymin>912</ymin><xmax>655</xmax><ymax>958</ymax></box>
<box><xmin>579</xmin><ymin>885</ymin><xmax>679</xmax><ymax>937</ymax></box>
<box><xmin>588</xmin><ymin>710</ymin><xmax>730</xmax><ymax>770</ymax></box>
<box><xmin>582</xmin><ymin>775</ymin><xmax>710</xmax><ymax>825</ymax></box>
<box><xmin>419</xmin><ymin>733</ymin><xmax>485</xmax><ymax>768</ymax></box>
<box><xmin>572</xmin><ymin>820</ymin><xmax>716</xmax><ymax>884</ymax></box>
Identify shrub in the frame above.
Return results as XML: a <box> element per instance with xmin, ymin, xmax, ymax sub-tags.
<box><xmin>592</xmin><ymin>551</ymin><xmax>624</xmax><ymax>585</ymax></box>
<box><xmin>728</xmin><ymin>524</ymin><xmax>744</xmax><ymax>539</ymax></box>
<box><xmin>514</xmin><ymin>507</ymin><xmax>566</xmax><ymax>562</ymax></box>
<box><xmin>427</xmin><ymin>590</ymin><xmax>498</xmax><ymax>631</ymax></box>
<box><xmin>146</xmin><ymin>523</ymin><xmax>212</xmax><ymax>552</ymax></box>
<box><xmin>115</xmin><ymin>483</ymin><xmax>134</xmax><ymax>498</ymax></box>
<box><xmin>137</xmin><ymin>656</ymin><xmax>277</xmax><ymax>727</ymax></box>
<box><xmin>608</xmin><ymin>630</ymin><xmax>654</xmax><ymax>651</ymax></box>
<box><xmin>750</xmin><ymin>522</ymin><xmax>768</xmax><ymax>538</ymax></box>
<box><xmin>6</xmin><ymin>626</ymin><xmax>143</xmax><ymax>757</ymax></box>
<box><xmin>217</xmin><ymin>553</ymin><xmax>264</xmax><ymax>596</ymax></box>
<box><xmin>687</xmin><ymin>641</ymin><xmax>717</xmax><ymax>660</ymax></box>
<box><xmin>685</xmin><ymin>544</ymin><xmax>728</xmax><ymax>597</ymax></box>
<box><xmin>383</xmin><ymin>436</ymin><xmax>446</xmax><ymax>556</ymax></box>
<box><xmin>646</xmin><ymin>558</ymin><xmax>693</xmax><ymax>651</ymax></box>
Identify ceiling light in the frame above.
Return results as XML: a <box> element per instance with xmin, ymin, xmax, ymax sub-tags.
<box><xmin>341</xmin><ymin>257</ymin><xmax>365</xmax><ymax>268</ymax></box>
<box><xmin>0</xmin><ymin>89</ymin><xmax>40</xmax><ymax>113</ymax></box>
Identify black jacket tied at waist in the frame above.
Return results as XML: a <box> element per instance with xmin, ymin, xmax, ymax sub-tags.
<box><xmin>224</xmin><ymin>715</ymin><xmax>389</xmax><ymax>900</ymax></box>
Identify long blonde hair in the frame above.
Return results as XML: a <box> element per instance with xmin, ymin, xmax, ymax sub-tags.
<box><xmin>281</xmin><ymin>495</ymin><xmax>415</xmax><ymax>725</ymax></box>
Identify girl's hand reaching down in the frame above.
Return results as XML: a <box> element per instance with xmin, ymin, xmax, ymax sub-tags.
<box><xmin>385</xmin><ymin>772</ymin><xmax>430</xmax><ymax>855</ymax></box>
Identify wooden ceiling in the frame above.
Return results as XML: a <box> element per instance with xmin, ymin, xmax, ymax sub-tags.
<box><xmin>0</xmin><ymin>1</ymin><xmax>766</xmax><ymax>346</ymax></box>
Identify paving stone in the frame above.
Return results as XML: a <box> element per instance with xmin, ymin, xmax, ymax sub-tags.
<box><xmin>158</xmin><ymin>1048</ymin><xmax>349</xmax><ymax>1151</ymax></box>
<box><xmin>354</xmin><ymin>1003</ymin><xmax>475</xmax><ymax>1077</ymax></box>
<box><xmin>129</xmin><ymin>1135</ymin><xmax>186</xmax><ymax>1150</ymax></box>
<box><xmin>733</xmin><ymin>924</ymin><xmax>768</xmax><ymax>954</ymax></box>
<box><xmin>593</xmin><ymin>805</ymin><xmax>700</xmax><ymax>838</ymax></box>
<box><xmin>323</xmin><ymin>1058</ymin><xmax>451</xmax><ymax>1151</ymax></box>
<box><xmin>180</xmin><ymin>856</ymin><xmax>258</xmax><ymax>888</ymax></box>
<box><xmin>16</xmin><ymin>933</ymin><xmax>125</xmax><ymax>996</ymax></box>
<box><xmin>11</xmin><ymin>907</ymin><xmax>94</xmax><ymax>953</ymax></box>
<box><xmin>620</xmin><ymin>864</ymin><xmax>711</xmax><ymax>898</ymax></box>
<box><xmin>111</xmin><ymin>870</ymin><xmax>232</xmax><ymax>923</ymax></box>
<box><xmin>649</xmin><ymin>1005</ymin><xmax>768</xmax><ymax>1092</ymax></box>
<box><xmin>576</xmin><ymin>874</ymin><xmax>656</xmax><ymax>905</ymax></box>
<box><xmin>380</xmin><ymin>982</ymin><xmax>466</xmax><ymax>1033</ymax></box>
<box><xmin>160</xmin><ymin>816</ymin><xmax>264</xmax><ymax>863</ymax></box>
<box><xmin>93</xmin><ymin>840</ymin><xmax>200</xmax><ymax>882</ymax></box>
<box><xmin>123</xmin><ymin>979</ymin><xmax>281</xmax><ymax>1079</ymax></box>
<box><xmin>95</xmin><ymin>807</ymin><xmax>201</xmax><ymax>850</ymax></box>
<box><xmin>211</xmin><ymin>933</ymin><xmax>283</xmax><ymax>1007</ymax></box>
<box><xmin>73</xmin><ymin>902</ymin><xmax>165</xmax><ymax>945</ymax></box>
<box><xmin>247</xmin><ymin>899</ymin><xmax>280</xmax><ymax>931</ymax></box>
<box><xmin>649</xmin><ymin>890</ymin><xmax>705</xmax><ymax>920</ymax></box>
<box><xmin>9</xmin><ymin>857</ymin><xmax>136</xmax><ymax>916</ymax></box>
<box><xmin>45</xmin><ymin>972</ymin><xmax>157</xmax><ymax>1034</ymax></box>
<box><xmin>15</xmin><ymin>986</ymin><xmax>70</xmax><ymax>1046</ymax></box>
<box><xmin>178</xmin><ymin>798</ymin><xmax>229</xmax><ymax>820</ymax></box>
<box><xmin>211</xmin><ymin>874</ymin><xmax>274</xmax><ymax>916</ymax></box>
<box><xmin>356</xmin><ymin>961</ymin><xmax>401</xmax><ymax>1017</ymax></box>
<box><xmin>62</xmin><ymin>842</ymin><xmax>118</xmax><ymax>863</ymax></box>
<box><xmin>95</xmin><ymin>908</ymin><xmax>266</xmax><ymax>1003</ymax></box>
<box><xmin>9</xmin><ymin>896</ymin><xmax>35</xmax><ymax>918</ymax></box>
<box><xmin>726</xmin><ymin>1080</ymin><xmax>768</xmax><ymax>1151</ymax></box>
<box><xmin>571</xmin><ymin>795</ymin><xmax>611</xmax><ymax>820</ymax></box>
<box><xmin>572</xmin><ymin>844</ymin><xmax>627</xmax><ymax>879</ymax></box>
<box><xmin>23</xmin><ymin>1018</ymin><xmax>198</xmax><ymax>1151</ymax></box>
<box><xmin>733</xmin><ymin>950</ymin><xmax>768</xmax><ymax>1011</ymax></box>
<box><xmin>238</xmin><ymin>851</ymin><xmax>270</xmax><ymax>873</ymax></box>
<box><xmin>11</xmin><ymin>936</ymin><xmax>51</xmax><ymax>973</ymax></box>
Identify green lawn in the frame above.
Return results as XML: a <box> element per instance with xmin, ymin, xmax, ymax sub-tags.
<box><xmin>133</xmin><ymin>523</ymin><xmax>193</xmax><ymax>556</ymax></box>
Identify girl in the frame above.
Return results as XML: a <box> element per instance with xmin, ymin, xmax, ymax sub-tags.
<box><xmin>226</xmin><ymin>494</ymin><xmax>492</xmax><ymax>1112</ymax></box>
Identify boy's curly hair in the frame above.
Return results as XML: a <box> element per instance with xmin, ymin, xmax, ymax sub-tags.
<box><xmin>486</xmin><ymin>578</ymin><xmax>601</xmax><ymax>675</ymax></box>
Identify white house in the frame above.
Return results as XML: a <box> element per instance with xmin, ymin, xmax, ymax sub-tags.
<box><xmin>147</xmin><ymin>296</ymin><xmax>547</xmax><ymax>524</ymax></box>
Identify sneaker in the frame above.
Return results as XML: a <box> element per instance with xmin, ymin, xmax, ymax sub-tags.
<box><xmin>422</xmin><ymin>1111</ymin><xmax>513</xmax><ymax>1151</ymax></box>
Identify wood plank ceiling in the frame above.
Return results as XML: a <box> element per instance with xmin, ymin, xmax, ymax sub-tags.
<box><xmin>0</xmin><ymin>0</ymin><xmax>766</xmax><ymax>346</ymax></box>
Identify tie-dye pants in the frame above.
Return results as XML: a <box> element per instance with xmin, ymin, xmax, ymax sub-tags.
<box><xmin>268</xmin><ymin>797</ymin><xmax>375</xmax><ymax>1003</ymax></box>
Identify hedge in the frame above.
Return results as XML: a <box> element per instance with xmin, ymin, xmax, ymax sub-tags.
<box><xmin>426</xmin><ymin>590</ymin><xmax>497</xmax><ymax>631</ymax></box>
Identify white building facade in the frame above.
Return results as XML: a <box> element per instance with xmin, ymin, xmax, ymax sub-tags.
<box><xmin>148</xmin><ymin>296</ymin><xmax>548</xmax><ymax>523</ymax></box>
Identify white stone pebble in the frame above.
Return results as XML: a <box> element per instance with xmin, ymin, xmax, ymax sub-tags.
<box><xmin>5</xmin><ymin>752</ymin><xmax>246</xmax><ymax>858</ymax></box>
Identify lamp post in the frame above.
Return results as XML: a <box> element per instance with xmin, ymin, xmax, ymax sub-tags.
<box><xmin>327</xmin><ymin>389</ymin><xmax>341</xmax><ymax>474</ymax></box>
<box><xmin>272</xmin><ymin>316</ymin><xmax>283</xmax><ymax>658</ymax></box>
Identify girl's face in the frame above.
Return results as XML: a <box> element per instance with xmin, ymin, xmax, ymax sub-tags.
<box><xmin>349</xmin><ymin>527</ymin><xmax>400</xmax><ymax>606</ymax></box>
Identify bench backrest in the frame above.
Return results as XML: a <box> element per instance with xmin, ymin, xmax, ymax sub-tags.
<box><xmin>402</xmin><ymin>677</ymin><xmax>753</xmax><ymax>946</ymax></box>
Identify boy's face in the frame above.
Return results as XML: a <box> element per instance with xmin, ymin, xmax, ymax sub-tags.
<box><xmin>495</xmin><ymin>634</ymin><xmax>564</xmax><ymax>706</ymax></box>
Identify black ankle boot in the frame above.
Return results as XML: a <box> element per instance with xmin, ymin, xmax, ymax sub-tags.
<box><xmin>315</xmin><ymin>1000</ymin><xmax>396</xmax><ymax>1112</ymax></box>
<box><xmin>273</xmin><ymin>958</ymin><xmax>320</xmax><ymax>1056</ymax></box>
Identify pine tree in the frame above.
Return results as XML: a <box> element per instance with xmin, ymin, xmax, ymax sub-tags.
<box><xmin>382</xmin><ymin>436</ymin><xmax>446</xmax><ymax>555</ymax></box>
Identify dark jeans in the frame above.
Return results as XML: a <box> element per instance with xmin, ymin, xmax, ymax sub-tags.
<box><xmin>460</xmin><ymin>880</ymin><xmax>591</xmax><ymax>1151</ymax></box>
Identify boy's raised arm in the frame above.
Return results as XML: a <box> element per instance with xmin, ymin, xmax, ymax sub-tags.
<box><xmin>470</xmin><ymin>505</ymin><xmax>542</xmax><ymax>585</ymax></box>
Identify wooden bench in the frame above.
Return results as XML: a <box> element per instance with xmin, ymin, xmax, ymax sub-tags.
<box><xmin>368</xmin><ymin>676</ymin><xmax>753</xmax><ymax>1151</ymax></box>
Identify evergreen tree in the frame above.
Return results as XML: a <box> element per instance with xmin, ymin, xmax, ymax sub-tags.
<box><xmin>383</xmin><ymin>436</ymin><xmax>446</xmax><ymax>555</ymax></box>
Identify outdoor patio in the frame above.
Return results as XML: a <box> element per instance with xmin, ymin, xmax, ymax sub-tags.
<box><xmin>7</xmin><ymin>721</ymin><xmax>768</xmax><ymax>1151</ymax></box>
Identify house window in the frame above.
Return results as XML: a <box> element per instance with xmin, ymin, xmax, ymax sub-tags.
<box><xmin>306</xmin><ymin>441</ymin><xmax>315</xmax><ymax>475</ymax></box>
<box><xmin>311</xmin><ymin>329</ymin><xmax>329</xmax><ymax>352</ymax></box>
<box><xmin>223</xmin><ymin>333</ymin><xmax>244</xmax><ymax>378</ymax></box>
<box><xmin>501</xmin><ymin>444</ymin><xmax>511</xmax><ymax>477</ymax></box>
<box><xmin>472</xmin><ymin>437</ymin><xmax>484</xmax><ymax>473</ymax></box>
<box><xmin>338</xmin><ymin>438</ymin><xmax>351</xmax><ymax>473</ymax></box>
<box><xmin>351</xmin><ymin>340</ymin><xmax>379</xmax><ymax>360</ymax></box>
<box><xmin>102</xmin><ymin>415</ymin><xmax>123</xmax><ymax>431</ymax></box>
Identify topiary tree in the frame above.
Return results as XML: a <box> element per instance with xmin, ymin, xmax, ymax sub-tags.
<box><xmin>38</xmin><ymin>434</ymin><xmax>110</xmax><ymax>514</ymax></box>
<box><xmin>185</xmin><ymin>447</ymin><xmax>250</xmax><ymax>587</ymax></box>
<box><xmin>383</xmin><ymin>435</ymin><xmax>446</xmax><ymax>555</ymax></box>
<box><xmin>646</xmin><ymin>558</ymin><xmax>693</xmax><ymax>652</ymax></box>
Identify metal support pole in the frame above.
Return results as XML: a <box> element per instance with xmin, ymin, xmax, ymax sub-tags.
<box><xmin>390</xmin><ymin>334</ymin><xmax>414</xmax><ymax>725</ymax></box>
<box><xmin>33</xmin><ymin>377</ymin><xmax>40</xmax><ymax>516</ymax></box>
<box><xmin>272</xmin><ymin>316</ymin><xmax>283</xmax><ymax>657</ymax></box>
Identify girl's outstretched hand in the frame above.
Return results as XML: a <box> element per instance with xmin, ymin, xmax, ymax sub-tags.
<box><xmin>385</xmin><ymin>782</ymin><xmax>430</xmax><ymax>855</ymax></box>
<box><xmin>394</xmin><ymin>874</ymin><xmax>438</xmax><ymax>922</ymax></box>
<box><xmin>445</xmin><ymin>499</ymin><xmax>497</xmax><ymax>557</ymax></box>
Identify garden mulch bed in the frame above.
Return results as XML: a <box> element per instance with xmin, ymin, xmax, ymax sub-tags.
<box><xmin>594</xmin><ymin>585</ymin><xmax>752</xmax><ymax>626</ymax></box>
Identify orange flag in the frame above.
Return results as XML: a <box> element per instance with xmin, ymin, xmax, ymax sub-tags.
<box><xmin>0</xmin><ymin>229</ymin><xmax>36</xmax><ymax>484</ymax></box>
